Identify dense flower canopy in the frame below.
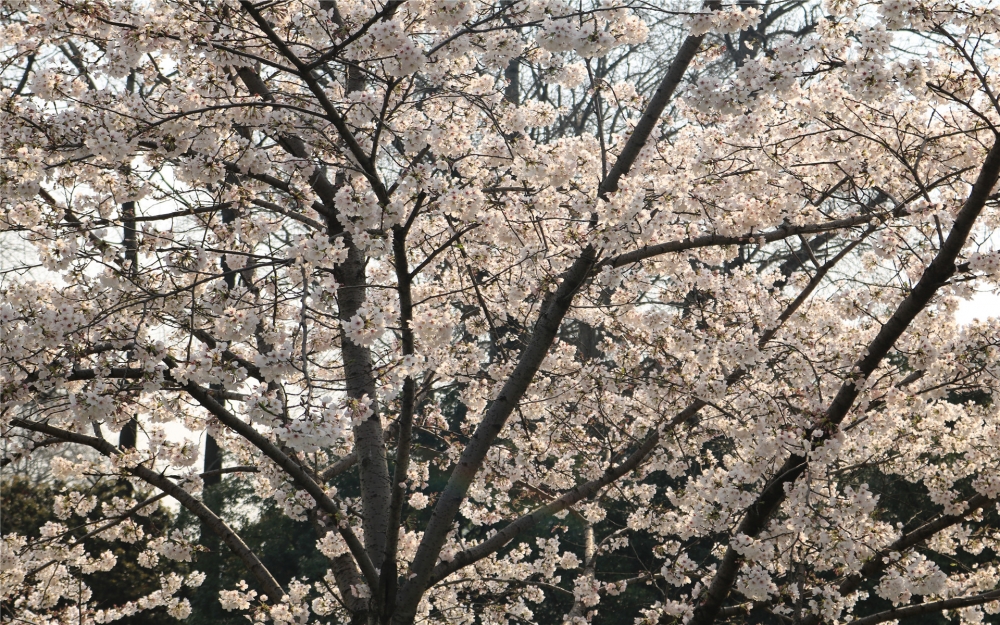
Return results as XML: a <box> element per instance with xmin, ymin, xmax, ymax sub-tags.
<box><xmin>3</xmin><ymin>0</ymin><xmax>1000</xmax><ymax>624</ymax></box>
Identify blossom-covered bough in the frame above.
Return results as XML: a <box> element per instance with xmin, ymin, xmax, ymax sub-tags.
<box><xmin>3</xmin><ymin>0</ymin><xmax>1000</xmax><ymax>623</ymax></box>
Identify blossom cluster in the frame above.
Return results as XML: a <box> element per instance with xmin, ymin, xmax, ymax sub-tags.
<box><xmin>4</xmin><ymin>0</ymin><xmax>1000</xmax><ymax>624</ymax></box>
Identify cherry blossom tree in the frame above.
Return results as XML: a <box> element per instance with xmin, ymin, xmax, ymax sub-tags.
<box><xmin>3</xmin><ymin>0</ymin><xmax>1000</xmax><ymax>624</ymax></box>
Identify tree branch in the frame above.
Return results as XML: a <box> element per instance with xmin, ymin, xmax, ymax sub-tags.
<box><xmin>688</xmin><ymin>135</ymin><xmax>1000</xmax><ymax>625</ymax></box>
<box><xmin>178</xmin><ymin>379</ymin><xmax>380</xmax><ymax>589</ymax></box>
<box><xmin>9</xmin><ymin>418</ymin><xmax>286</xmax><ymax>602</ymax></box>
<box><xmin>849</xmin><ymin>589</ymin><xmax>1000</xmax><ymax>625</ymax></box>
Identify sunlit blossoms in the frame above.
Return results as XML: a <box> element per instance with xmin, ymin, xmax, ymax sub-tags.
<box><xmin>4</xmin><ymin>0</ymin><xmax>1000</xmax><ymax>624</ymax></box>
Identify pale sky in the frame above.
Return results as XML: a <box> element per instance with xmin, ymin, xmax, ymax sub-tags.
<box><xmin>956</xmin><ymin>291</ymin><xmax>1000</xmax><ymax>325</ymax></box>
